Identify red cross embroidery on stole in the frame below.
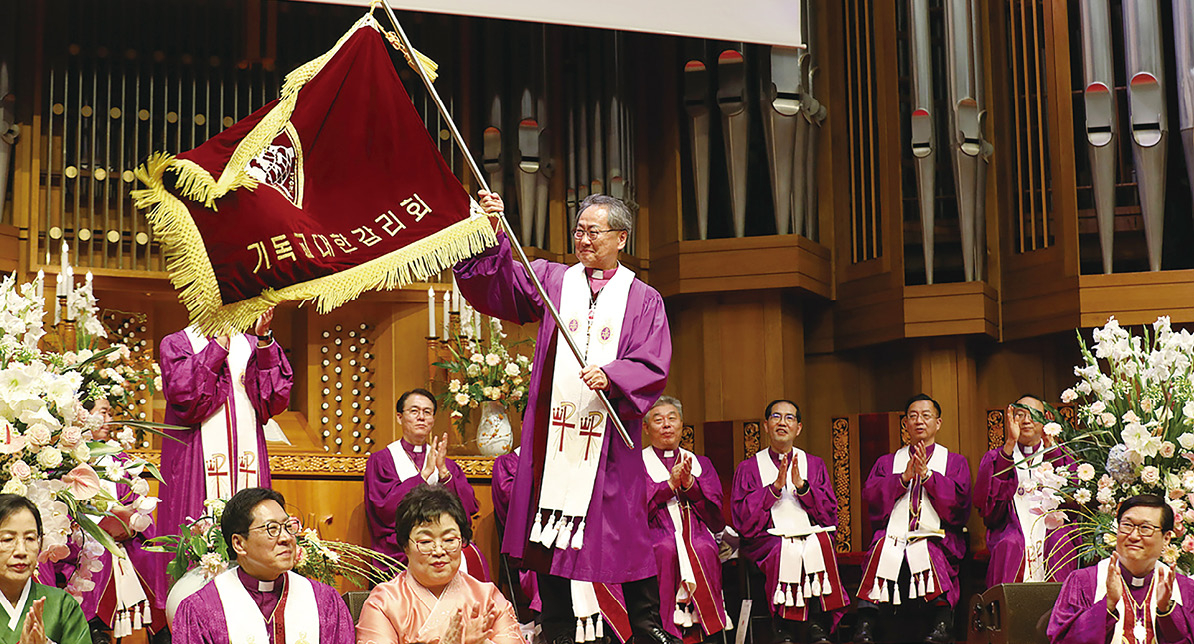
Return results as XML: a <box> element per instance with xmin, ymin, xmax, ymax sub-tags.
<box><xmin>205</xmin><ymin>453</ymin><xmax>230</xmax><ymax>497</ymax></box>
<box><xmin>552</xmin><ymin>403</ymin><xmax>577</xmax><ymax>451</ymax></box>
<box><xmin>238</xmin><ymin>451</ymin><xmax>258</xmax><ymax>489</ymax></box>
<box><xmin>578</xmin><ymin>412</ymin><xmax>604</xmax><ymax>460</ymax></box>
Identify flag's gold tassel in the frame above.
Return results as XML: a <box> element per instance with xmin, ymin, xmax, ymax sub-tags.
<box><xmin>382</xmin><ymin>30</ymin><xmax>439</xmax><ymax>83</ymax></box>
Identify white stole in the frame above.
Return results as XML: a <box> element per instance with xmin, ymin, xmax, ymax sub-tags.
<box><xmin>387</xmin><ymin>441</ymin><xmax>439</xmax><ymax>485</ymax></box>
<box><xmin>571</xmin><ymin>582</ymin><xmax>606</xmax><ymax>643</ymax></box>
<box><xmin>185</xmin><ymin>328</ymin><xmax>261</xmax><ymax>499</ymax></box>
<box><xmin>755</xmin><ymin>449</ymin><xmax>836</xmax><ymax>609</ymax></box>
<box><xmin>93</xmin><ymin>453</ymin><xmax>150</xmax><ymax>638</ymax></box>
<box><xmin>1094</xmin><ymin>558</ymin><xmax>1183</xmax><ymax>644</ymax></box>
<box><xmin>870</xmin><ymin>444</ymin><xmax>949</xmax><ymax>605</ymax></box>
<box><xmin>533</xmin><ymin>263</ymin><xmax>633</xmax><ymax>551</ymax></box>
<box><xmin>643</xmin><ymin>447</ymin><xmax>705</xmax><ymax>626</ymax></box>
<box><xmin>1011</xmin><ymin>443</ymin><xmax>1049</xmax><ymax>581</ymax></box>
<box><xmin>213</xmin><ymin>569</ymin><xmax>319</xmax><ymax>644</ymax></box>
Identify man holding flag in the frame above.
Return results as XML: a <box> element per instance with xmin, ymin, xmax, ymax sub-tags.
<box><xmin>455</xmin><ymin>191</ymin><xmax>677</xmax><ymax>644</ymax></box>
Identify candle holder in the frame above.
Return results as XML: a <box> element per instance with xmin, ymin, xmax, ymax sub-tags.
<box><xmin>37</xmin><ymin>294</ymin><xmax>78</xmax><ymax>354</ymax></box>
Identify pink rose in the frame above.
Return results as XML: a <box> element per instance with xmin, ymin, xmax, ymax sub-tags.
<box><xmin>25</xmin><ymin>425</ymin><xmax>52</xmax><ymax>447</ymax></box>
<box><xmin>9</xmin><ymin>460</ymin><xmax>31</xmax><ymax>480</ymax></box>
<box><xmin>1185</xmin><ymin>509</ymin><xmax>1194</xmax><ymax>524</ymax></box>
<box><xmin>59</xmin><ymin>427</ymin><xmax>82</xmax><ymax>448</ymax></box>
<box><xmin>1183</xmin><ymin>535</ymin><xmax>1194</xmax><ymax>554</ymax></box>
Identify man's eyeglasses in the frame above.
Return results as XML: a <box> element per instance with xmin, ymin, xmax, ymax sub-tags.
<box><xmin>412</xmin><ymin>536</ymin><xmax>463</xmax><ymax>555</ymax></box>
<box><xmin>768</xmin><ymin>413</ymin><xmax>798</xmax><ymax>423</ymax></box>
<box><xmin>572</xmin><ymin>228</ymin><xmax>624</xmax><ymax>241</ymax></box>
<box><xmin>247</xmin><ymin>517</ymin><xmax>302</xmax><ymax>539</ymax></box>
<box><xmin>1118</xmin><ymin>521</ymin><xmax>1163</xmax><ymax>537</ymax></box>
<box><xmin>906</xmin><ymin>412</ymin><xmax>936</xmax><ymax>422</ymax></box>
<box><xmin>403</xmin><ymin>407</ymin><xmax>435</xmax><ymax>418</ymax></box>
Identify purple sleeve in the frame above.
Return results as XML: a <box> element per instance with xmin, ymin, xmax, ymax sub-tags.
<box><xmin>453</xmin><ymin>232</ymin><xmax>552</xmax><ymax>324</ymax></box>
<box><xmin>679</xmin><ymin>456</ymin><xmax>725</xmax><ymax>533</ymax></box>
<box><xmin>602</xmin><ymin>289</ymin><xmax>671</xmax><ymax>418</ymax></box>
<box><xmin>975</xmin><ymin>448</ymin><xmax>1017</xmax><ymax>529</ymax></box>
<box><xmin>798</xmin><ymin>456</ymin><xmax>838</xmax><ymax>529</ymax></box>
<box><xmin>1046</xmin><ymin>570</ymin><xmax>1112</xmax><ymax>644</ymax></box>
<box><xmin>648</xmin><ymin>480</ymin><xmax>676</xmax><ymax>509</ymax></box>
<box><xmin>443</xmin><ymin>457</ymin><xmax>479</xmax><ymax>518</ymax></box>
<box><xmin>364</xmin><ymin>453</ymin><xmax>424</xmax><ymax>551</ymax></box>
<box><xmin>730</xmin><ymin>460</ymin><xmax>778</xmax><ymax>539</ymax></box>
<box><xmin>862</xmin><ymin>455</ymin><xmax>905</xmax><ymax>526</ymax></box>
<box><xmin>1156</xmin><ymin>576</ymin><xmax>1194</xmax><ymax>643</ymax></box>
<box><xmin>491</xmin><ymin>453</ymin><xmax>517</xmax><ymax>527</ymax></box>
<box><xmin>160</xmin><ymin>332</ymin><xmax>233</xmax><ymax>426</ymax></box>
<box><xmin>317</xmin><ymin>581</ymin><xmax>357</xmax><ymax>644</ymax></box>
<box><xmin>245</xmin><ymin>337</ymin><xmax>293</xmax><ymax>421</ymax></box>
<box><xmin>922</xmin><ymin>453</ymin><xmax>973</xmax><ymax>527</ymax></box>
<box><xmin>172</xmin><ymin>591</ymin><xmax>221</xmax><ymax>644</ymax></box>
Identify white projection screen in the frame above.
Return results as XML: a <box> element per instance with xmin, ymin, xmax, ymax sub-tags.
<box><xmin>306</xmin><ymin>0</ymin><xmax>802</xmax><ymax>46</ymax></box>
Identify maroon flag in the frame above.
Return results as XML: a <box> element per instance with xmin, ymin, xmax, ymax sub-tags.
<box><xmin>133</xmin><ymin>13</ymin><xmax>494</xmax><ymax>334</ymax></box>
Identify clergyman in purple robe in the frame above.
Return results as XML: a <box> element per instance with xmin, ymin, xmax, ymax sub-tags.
<box><xmin>1048</xmin><ymin>494</ymin><xmax>1194</xmax><ymax>644</ymax></box>
<box><xmin>158</xmin><ymin>308</ymin><xmax>293</xmax><ymax>538</ymax></box>
<box><xmin>455</xmin><ymin>192</ymin><xmax>676</xmax><ymax>644</ymax></box>
<box><xmin>642</xmin><ymin>396</ymin><xmax>728</xmax><ymax>642</ymax></box>
<box><xmin>172</xmin><ymin>488</ymin><xmax>353</xmax><ymax>644</ymax></box>
<box><xmin>731</xmin><ymin>399</ymin><xmax>848</xmax><ymax>644</ymax></box>
<box><xmin>976</xmin><ymin>394</ymin><xmax>1079</xmax><ymax>587</ymax></box>
<box><xmin>854</xmin><ymin>394</ymin><xmax>972</xmax><ymax>644</ymax></box>
<box><xmin>364</xmin><ymin>388</ymin><xmax>487</xmax><ymax>579</ymax></box>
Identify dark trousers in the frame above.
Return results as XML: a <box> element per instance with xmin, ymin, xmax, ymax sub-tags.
<box><xmin>539</xmin><ymin>574</ymin><xmax>668</xmax><ymax>644</ymax></box>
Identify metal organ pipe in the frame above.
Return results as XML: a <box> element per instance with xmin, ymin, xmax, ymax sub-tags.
<box><xmin>944</xmin><ymin>0</ymin><xmax>982</xmax><ymax>282</ymax></box>
<box><xmin>1079</xmin><ymin>0</ymin><xmax>1119</xmax><ymax>274</ymax></box>
<box><xmin>1123</xmin><ymin>0</ymin><xmax>1168</xmax><ymax>271</ymax></box>
<box><xmin>717</xmin><ymin>47</ymin><xmax>749</xmax><ymax>238</ymax></box>
<box><xmin>909</xmin><ymin>0</ymin><xmax>937</xmax><ymax>284</ymax></box>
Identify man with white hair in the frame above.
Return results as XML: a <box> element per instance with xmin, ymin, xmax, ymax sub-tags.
<box><xmin>642</xmin><ymin>396</ymin><xmax>728</xmax><ymax>642</ymax></box>
<box><xmin>456</xmin><ymin>192</ymin><xmax>675</xmax><ymax>644</ymax></box>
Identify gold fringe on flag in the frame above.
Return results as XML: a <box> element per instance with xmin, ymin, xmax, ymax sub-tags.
<box><xmin>131</xmin><ymin>11</ymin><xmax>489</xmax><ymax>337</ymax></box>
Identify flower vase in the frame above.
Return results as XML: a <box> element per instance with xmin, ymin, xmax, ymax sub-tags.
<box><xmin>476</xmin><ymin>400</ymin><xmax>513</xmax><ymax>456</ymax></box>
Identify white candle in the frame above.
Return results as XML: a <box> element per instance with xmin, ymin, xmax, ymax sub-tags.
<box><xmin>54</xmin><ymin>273</ymin><xmax>62</xmax><ymax>324</ymax></box>
<box><xmin>58</xmin><ymin>242</ymin><xmax>69</xmax><ymax>297</ymax></box>
<box><xmin>36</xmin><ymin>270</ymin><xmax>44</xmax><ymax>323</ymax></box>
<box><xmin>452</xmin><ymin>275</ymin><xmax>461</xmax><ymax>312</ymax></box>
<box><xmin>476</xmin><ymin>312</ymin><xmax>483</xmax><ymax>341</ymax></box>
<box><xmin>427</xmin><ymin>287</ymin><xmax>436</xmax><ymax>337</ymax></box>
<box><xmin>442</xmin><ymin>292</ymin><xmax>450</xmax><ymax>340</ymax></box>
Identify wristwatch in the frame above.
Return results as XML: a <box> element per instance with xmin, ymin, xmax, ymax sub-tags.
<box><xmin>258</xmin><ymin>329</ymin><xmax>274</xmax><ymax>345</ymax></box>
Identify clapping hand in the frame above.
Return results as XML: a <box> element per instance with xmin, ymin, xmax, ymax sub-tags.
<box><xmin>1003</xmin><ymin>404</ymin><xmax>1020</xmax><ymax>458</ymax></box>
<box><xmin>1106</xmin><ymin>552</ymin><xmax>1125</xmax><ymax>613</ymax></box>
<box><xmin>669</xmin><ymin>453</ymin><xmax>694</xmax><ymax>491</ymax></box>
<box><xmin>443</xmin><ymin>603</ymin><xmax>498</xmax><ymax>644</ymax></box>
<box><xmin>773</xmin><ymin>453</ymin><xmax>791</xmax><ymax>494</ymax></box>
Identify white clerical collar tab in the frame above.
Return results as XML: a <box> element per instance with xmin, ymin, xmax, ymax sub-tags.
<box><xmin>664</xmin><ymin>450</ymin><xmax>674</xmax><ymax>457</ymax></box>
<box><xmin>591</xmin><ymin>269</ymin><xmax>605</xmax><ymax>279</ymax></box>
<box><xmin>413</xmin><ymin>445</ymin><xmax>424</xmax><ymax>453</ymax></box>
<box><xmin>1129</xmin><ymin>575</ymin><xmax>1148</xmax><ymax>588</ymax></box>
<box><xmin>258</xmin><ymin>579</ymin><xmax>276</xmax><ymax>592</ymax></box>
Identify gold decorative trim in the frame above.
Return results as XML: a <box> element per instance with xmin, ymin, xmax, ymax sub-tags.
<box><xmin>831</xmin><ymin>417</ymin><xmax>851</xmax><ymax>553</ymax></box>
<box><xmin>987</xmin><ymin>410</ymin><xmax>1004</xmax><ymax>452</ymax></box>
<box><xmin>680</xmin><ymin>424</ymin><xmax>695</xmax><ymax>451</ymax></box>
<box><xmin>132</xmin><ymin>451</ymin><xmax>495</xmax><ymax>480</ymax></box>
<box><xmin>454</xmin><ymin>456</ymin><xmax>495</xmax><ymax>479</ymax></box>
<box><xmin>743</xmin><ymin>422</ymin><xmax>761</xmax><ymax>460</ymax></box>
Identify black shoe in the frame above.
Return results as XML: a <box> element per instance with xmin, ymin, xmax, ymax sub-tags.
<box><xmin>852</xmin><ymin>614</ymin><xmax>876</xmax><ymax>644</ymax></box>
<box><xmin>922</xmin><ymin>620</ymin><xmax>952</xmax><ymax>644</ymax></box>
<box><xmin>807</xmin><ymin>619</ymin><xmax>832</xmax><ymax>644</ymax></box>
<box><xmin>549</xmin><ymin>636</ymin><xmax>576</xmax><ymax>644</ymax></box>
<box><xmin>637</xmin><ymin>626</ymin><xmax>682</xmax><ymax>644</ymax></box>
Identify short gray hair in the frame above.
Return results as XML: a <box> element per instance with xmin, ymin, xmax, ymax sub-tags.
<box><xmin>647</xmin><ymin>395</ymin><xmax>683</xmax><ymax>420</ymax></box>
<box><xmin>577</xmin><ymin>194</ymin><xmax>634</xmax><ymax>234</ymax></box>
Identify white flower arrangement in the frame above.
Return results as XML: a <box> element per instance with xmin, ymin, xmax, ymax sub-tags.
<box><xmin>1042</xmin><ymin>316</ymin><xmax>1194</xmax><ymax>571</ymax></box>
<box><xmin>434</xmin><ymin>318</ymin><xmax>532</xmax><ymax>437</ymax></box>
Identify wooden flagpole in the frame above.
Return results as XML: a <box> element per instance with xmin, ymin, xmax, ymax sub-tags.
<box><xmin>378</xmin><ymin>3</ymin><xmax>635</xmax><ymax>449</ymax></box>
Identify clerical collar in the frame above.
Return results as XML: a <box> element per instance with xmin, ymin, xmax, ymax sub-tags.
<box><xmin>653</xmin><ymin>445</ymin><xmax>677</xmax><ymax>459</ymax></box>
<box><xmin>0</xmin><ymin>579</ymin><xmax>31</xmax><ymax>630</ymax></box>
<box><xmin>401</xmin><ymin>438</ymin><xmax>425</xmax><ymax>453</ymax></box>
<box><xmin>1120</xmin><ymin>563</ymin><xmax>1153</xmax><ymax>589</ymax></box>
<box><xmin>238</xmin><ymin>566</ymin><xmax>283</xmax><ymax>593</ymax></box>
<box><xmin>587</xmin><ymin>266</ymin><xmax>617</xmax><ymax>281</ymax></box>
<box><xmin>1020</xmin><ymin>442</ymin><xmax>1041</xmax><ymax>456</ymax></box>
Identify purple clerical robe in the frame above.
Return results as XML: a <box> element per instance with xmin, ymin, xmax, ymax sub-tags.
<box><xmin>1048</xmin><ymin>562</ymin><xmax>1194</xmax><ymax>644</ymax></box>
<box><xmin>455</xmin><ymin>233</ymin><xmax>671</xmax><ymax>584</ymax></box>
<box><xmin>364</xmin><ymin>439</ymin><xmax>479</xmax><ymax>560</ymax></box>
<box><xmin>172</xmin><ymin>568</ymin><xmax>354</xmax><ymax>644</ymax></box>
<box><xmin>731</xmin><ymin>448</ymin><xmax>848</xmax><ymax>625</ymax></box>
<box><xmin>492</xmin><ymin>449</ymin><xmax>540</xmax><ymax>611</ymax></box>
<box><xmin>859</xmin><ymin>445</ymin><xmax>971</xmax><ymax>608</ymax></box>
<box><xmin>975</xmin><ymin>444</ymin><xmax>1079</xmax><ymax>587</ymax></box>
<box><xmin>646</xmin><ymin>447</ymin><xmax>726</xmax><ymax>638</ymax></box>
<box><xmin>158</xmin><ymin>331</ymin><xmax>292</xmax><ymax>538</ymax></box>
